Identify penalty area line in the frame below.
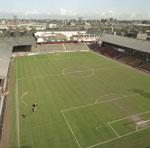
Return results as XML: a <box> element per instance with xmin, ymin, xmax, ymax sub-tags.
<box><xmin>109</xmin><ymin>110</ymin><xmax>150</xmax><ymax>124</ymax></box>
<box><xmin>61</xmin><ymin>111</ymin><xmax>82</xmax><ymax>148</ymax></box>
<box><xmin>62</xmin><ymin>93</ymin><xmax>140</xmax><ymax>113</ymax></box>
<box><xmin>107</xmin><ymin>122</ymin><xmax>120</xmax><ymax>137</ymax></box>
<box><xmin>87</xmin><ymin>125</ymin><xmax>150</xmax><ymax>148</ymax></box>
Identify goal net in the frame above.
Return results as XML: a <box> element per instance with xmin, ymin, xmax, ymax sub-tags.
<box><xmin>136</xmin><ymin>120</ymin><xmax>150</xmax><ymax>131</ymax></box>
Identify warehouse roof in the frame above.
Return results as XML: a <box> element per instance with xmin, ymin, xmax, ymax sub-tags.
<box><xmin>102</xmin><ymin>34</ymin><xmax>150</xmax><ymax>54</ymax></box>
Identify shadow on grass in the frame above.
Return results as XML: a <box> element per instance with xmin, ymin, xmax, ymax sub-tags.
<box><xmin>132</xmin><ymin>89</ymin><xmax>150</xmax><ymax>99</ymax></box>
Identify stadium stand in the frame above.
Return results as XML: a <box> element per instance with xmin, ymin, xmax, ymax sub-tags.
<box><xmin>89</xmin><ymin>34</ymin><xmax>150</xmax><ymax>72</ymax></box>
<box><xmin>140</xmin><ymin>63</ymin><xmax>150</xmax><ymax>71</ymax></box>
<box><xmin>88</xmin><ymin>43</ymin><xmax>100</xmax><ymax>52</ymax></box>
<box><xmin>36</xmin><ymin>43</ymin><xmax>89</xmax><ymax>53</ymax></box>
<box><xmin>0</xmin><ymin>43</ymin><xmax>12</xmax><ymax>80</ymax></box>
<box><xmin>119</xmin><ymin>56</ymin><xmax>143</xmax><ymax>67</ymax></box>
<box><xmin>102</xmin><ymin>34</ymin><xmax>150</xmax><ymax>54</ymax></box>
<box><xmin>36</xmin><ymin>44</ymin><xmax>64</xmax><ymax>53</ymax></box>
<box><xmin>64</xmin><ymin>43</ymin><xmax>89</xmax><ymax>51</ymax></box>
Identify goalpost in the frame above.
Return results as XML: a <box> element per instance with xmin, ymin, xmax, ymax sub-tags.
<box><xmin>136</xmin><ymin>120</ymin><xmax>150</xmax><ymax>131</ymax></box>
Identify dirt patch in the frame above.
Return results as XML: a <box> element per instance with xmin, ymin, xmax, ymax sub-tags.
<box><xmin>124</xmin><ymin>115</ymin><xmax>150</xmax><ymax>130</ymax></box>
<box><xmin>130</xmin><ymin>115</ymin><xmax>150</xmax><ymax>129</ymax></box>
<box><xmin>129</xmin><ymin>115</ymin><xmax>142</xmax><ymax>124</ymax></box>
<box><xmin>95</xmin><ymin>93</ymin><xmax>126</xmax><ymax>103</ymax></box>
<box><xmin>132</xmin><ymin>89</ymin><xmax>150</xmax><ymax>99</ymax></box>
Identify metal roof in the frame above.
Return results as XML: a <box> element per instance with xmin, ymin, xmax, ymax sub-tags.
<box><xmin>102</xmin><ymin>34</ymin><xmax>150</xmax><ymax>54</ymax></box>
<box><xmin>0</xmin><ymin>57</ymin><xmax>10</xmax><ymax>79</ymax></box>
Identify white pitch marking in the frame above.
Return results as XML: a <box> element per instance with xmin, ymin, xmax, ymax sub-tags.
<box><xmin>62</xmin><ymin>66</ymin><xmax>120</xmax><ymax>77</ymax></box>
<box><xmin>61</xmin><ymin>111</ymin><xmax>82</xmax><ymax>148</ymax></box>
<box><xmin>61</xmin><ymin>93</ymin><xmax>139</xmax><ymax>113</ymax></box>
<box><xmin>109</xmin><ymin>110</ymin><xmax>150</xmax><ymax>124</ymax></box>
<box><xmin>95</xmin><ymin>93</ymin><xmax>126</xmax><ymax>104</ymax></box>
<box><xmin>15</xmin><ymin>60</ymin><xmax>20</xmax><ymax>148</ymax></box>
<box><xmin>61</xmin><ymin>109</ymin><xmax>150</xmax><ymax>148</ymax></box>
<box><xmin>107</xmin><ymin>123</ymin><xmax>120</xmax><ymax>137</ymax></box>
<box><xmin>87</xmin><ymin>110</ymin><xmax>150</xmax><ymax>148</ymax></box>
<box><xmin>37</xmin><ymin>49</ymin><xmax>88</xmax><ymax>55</ymax></box>
<box><xmin>18</xmin><ymin>65</ymin><xmax>120</xmax><ymax>81</ymax></box>
<box><xmin>21</xmin><ymin>91</ymin><xmax>29</xmax><ymax>106</ymax></box>
<box><xmin>62</xmin><ymin>66</ymin><xmax>95</xmax><ymax>78</ymax></box>
<box><xmin>61</xmin><ymin>92</ymin><xmax>150</xmax><ymax>148</ymax></box>
<box><xmin>90</xmin><ymin>51</ymin><xmax>150</xmax><ymax>77</ymax></box>
<box><xmin>96</xmin><ymin>124</ymin><xmax>108</xmax><ymax>130</ymax></box>
<box><xmin>64</xmin><ymin>69</ymin><xmax>93</xmax><ymax>74</ymax></box>
<box><xmin>87</xmin><ymin>125</ymin><xmax>150</xmax><ymax>148</ymax></box>
<box><xmin>18</xmin><ymin>73</ymin><xmax>61</xmax><ymax>81</ymax></box>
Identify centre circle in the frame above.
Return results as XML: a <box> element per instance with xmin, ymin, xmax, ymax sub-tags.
<box><xmin>62</xmin><ymin>66</ymin><xmax>95</xmax><ymax>78</ymax></box>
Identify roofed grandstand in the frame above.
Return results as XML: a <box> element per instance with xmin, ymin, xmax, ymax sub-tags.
<box><xmin>0</xmin><ymin>36</ymin><xmax>35</xmax><ymax>78</ymax></box>
<box><xmin>89</xmin><ymin>34</ymin><xmax>150</xmax><ymax>72</ymax></box>
<box><xmin>102</xmin><ymin>34</ymin><xmax>150</xmax><ymax>54</ymax></box>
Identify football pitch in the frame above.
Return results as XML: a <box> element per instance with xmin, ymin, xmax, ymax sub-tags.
<box><xmin>10</xmin><ymin>51</ymin><xmax>150</xmax><ymax>148</ymax></box>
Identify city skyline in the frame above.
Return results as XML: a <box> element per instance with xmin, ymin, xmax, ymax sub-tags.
<box><xmin>0</xmin><ymin>0</ymin><xmax>150</xmax><ymax>20</ymax></box>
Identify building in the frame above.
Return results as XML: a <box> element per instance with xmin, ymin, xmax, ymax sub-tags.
<box><xmin>48</xmin><ymin>24</ymin><xmax>58</xmax><ymax>29</ymax></box>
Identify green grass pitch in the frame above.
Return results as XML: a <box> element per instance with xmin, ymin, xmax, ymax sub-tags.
<box><xmin>10</xmin><ymin>51</ymin><xmax>150</xmax><ymax>148</ymax></box>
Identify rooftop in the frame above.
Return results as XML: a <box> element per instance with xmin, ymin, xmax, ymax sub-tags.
<box><xmin>102</xmin><ymin>34</ymin><xmax>150</xmax><ymax>54</ymax></box>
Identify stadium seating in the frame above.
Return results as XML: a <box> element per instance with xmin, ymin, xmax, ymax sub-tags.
<box><xmin>140</xmin><ymin>63</ymin><xmax>150</xmax><ymax>71</ymax></box>
<box><xmin>64</xmin><ymin>43</ymin><xmax>89</xmax><ymax>51</ymax></box>
<box><xmin>96</xmin><ymin>47</ymin><xmax>124</xmax><ymax>59</ymax></box>
<box><xmin>36</xmin><ymin>43</ymin><xmax>89</xmax><ymax>53</ymax></box>
<box><xmin>119</xmin><ymin>56</ymin><xmax>143</xmax><ymax>67</ymax></box>
<box><xmin>36</xmin><ymin>44</ymin><xmax>64</xmax><ymax>53</ymax></box>
<box><xmin>88</xmin><ymin>43</ymin><xmax>99</xmax><ymax>51</ymax></box>
<box><xmin>89</xmin><ymin>43</ymin><xmax>150</xmax><ymax>72</ymax></box>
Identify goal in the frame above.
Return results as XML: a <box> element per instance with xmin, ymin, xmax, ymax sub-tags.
<box><xmin>136</xmin><ymin>120</ymin><xmax>150</xmax><ymax>131</ymax></box>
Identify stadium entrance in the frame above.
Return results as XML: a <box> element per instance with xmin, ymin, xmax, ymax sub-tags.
<box><xmin>12</xmin><ymin>45</ymin><xmax>32</xmax><ymax>52</ymax></box>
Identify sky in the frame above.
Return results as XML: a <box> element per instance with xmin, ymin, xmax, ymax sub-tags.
<box><xmin>0</xmin><ymin>0</ymin><xmax>150</xmax><ymax>20</ymax></box>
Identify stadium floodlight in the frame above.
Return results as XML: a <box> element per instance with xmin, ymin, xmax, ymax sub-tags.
<box><xmin>136</xmin><ymin>120</ymin><xmax>150</xmax><ymax>131</ymax></box>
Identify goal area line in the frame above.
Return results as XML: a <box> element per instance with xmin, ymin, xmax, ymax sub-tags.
<box><xmin>61</xmin><ymin>101</ymin><xmax>150</xmax><ymax>148</ymax></box>
<box><xmin>61</xmin><ymin>93</ymin><xmax>141</xmax><ymax>113</ymax></box>
<box><xmin>87</xmin><ymin>125</ymin><xmax>150</xmax><ymax>148</ymax></box>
